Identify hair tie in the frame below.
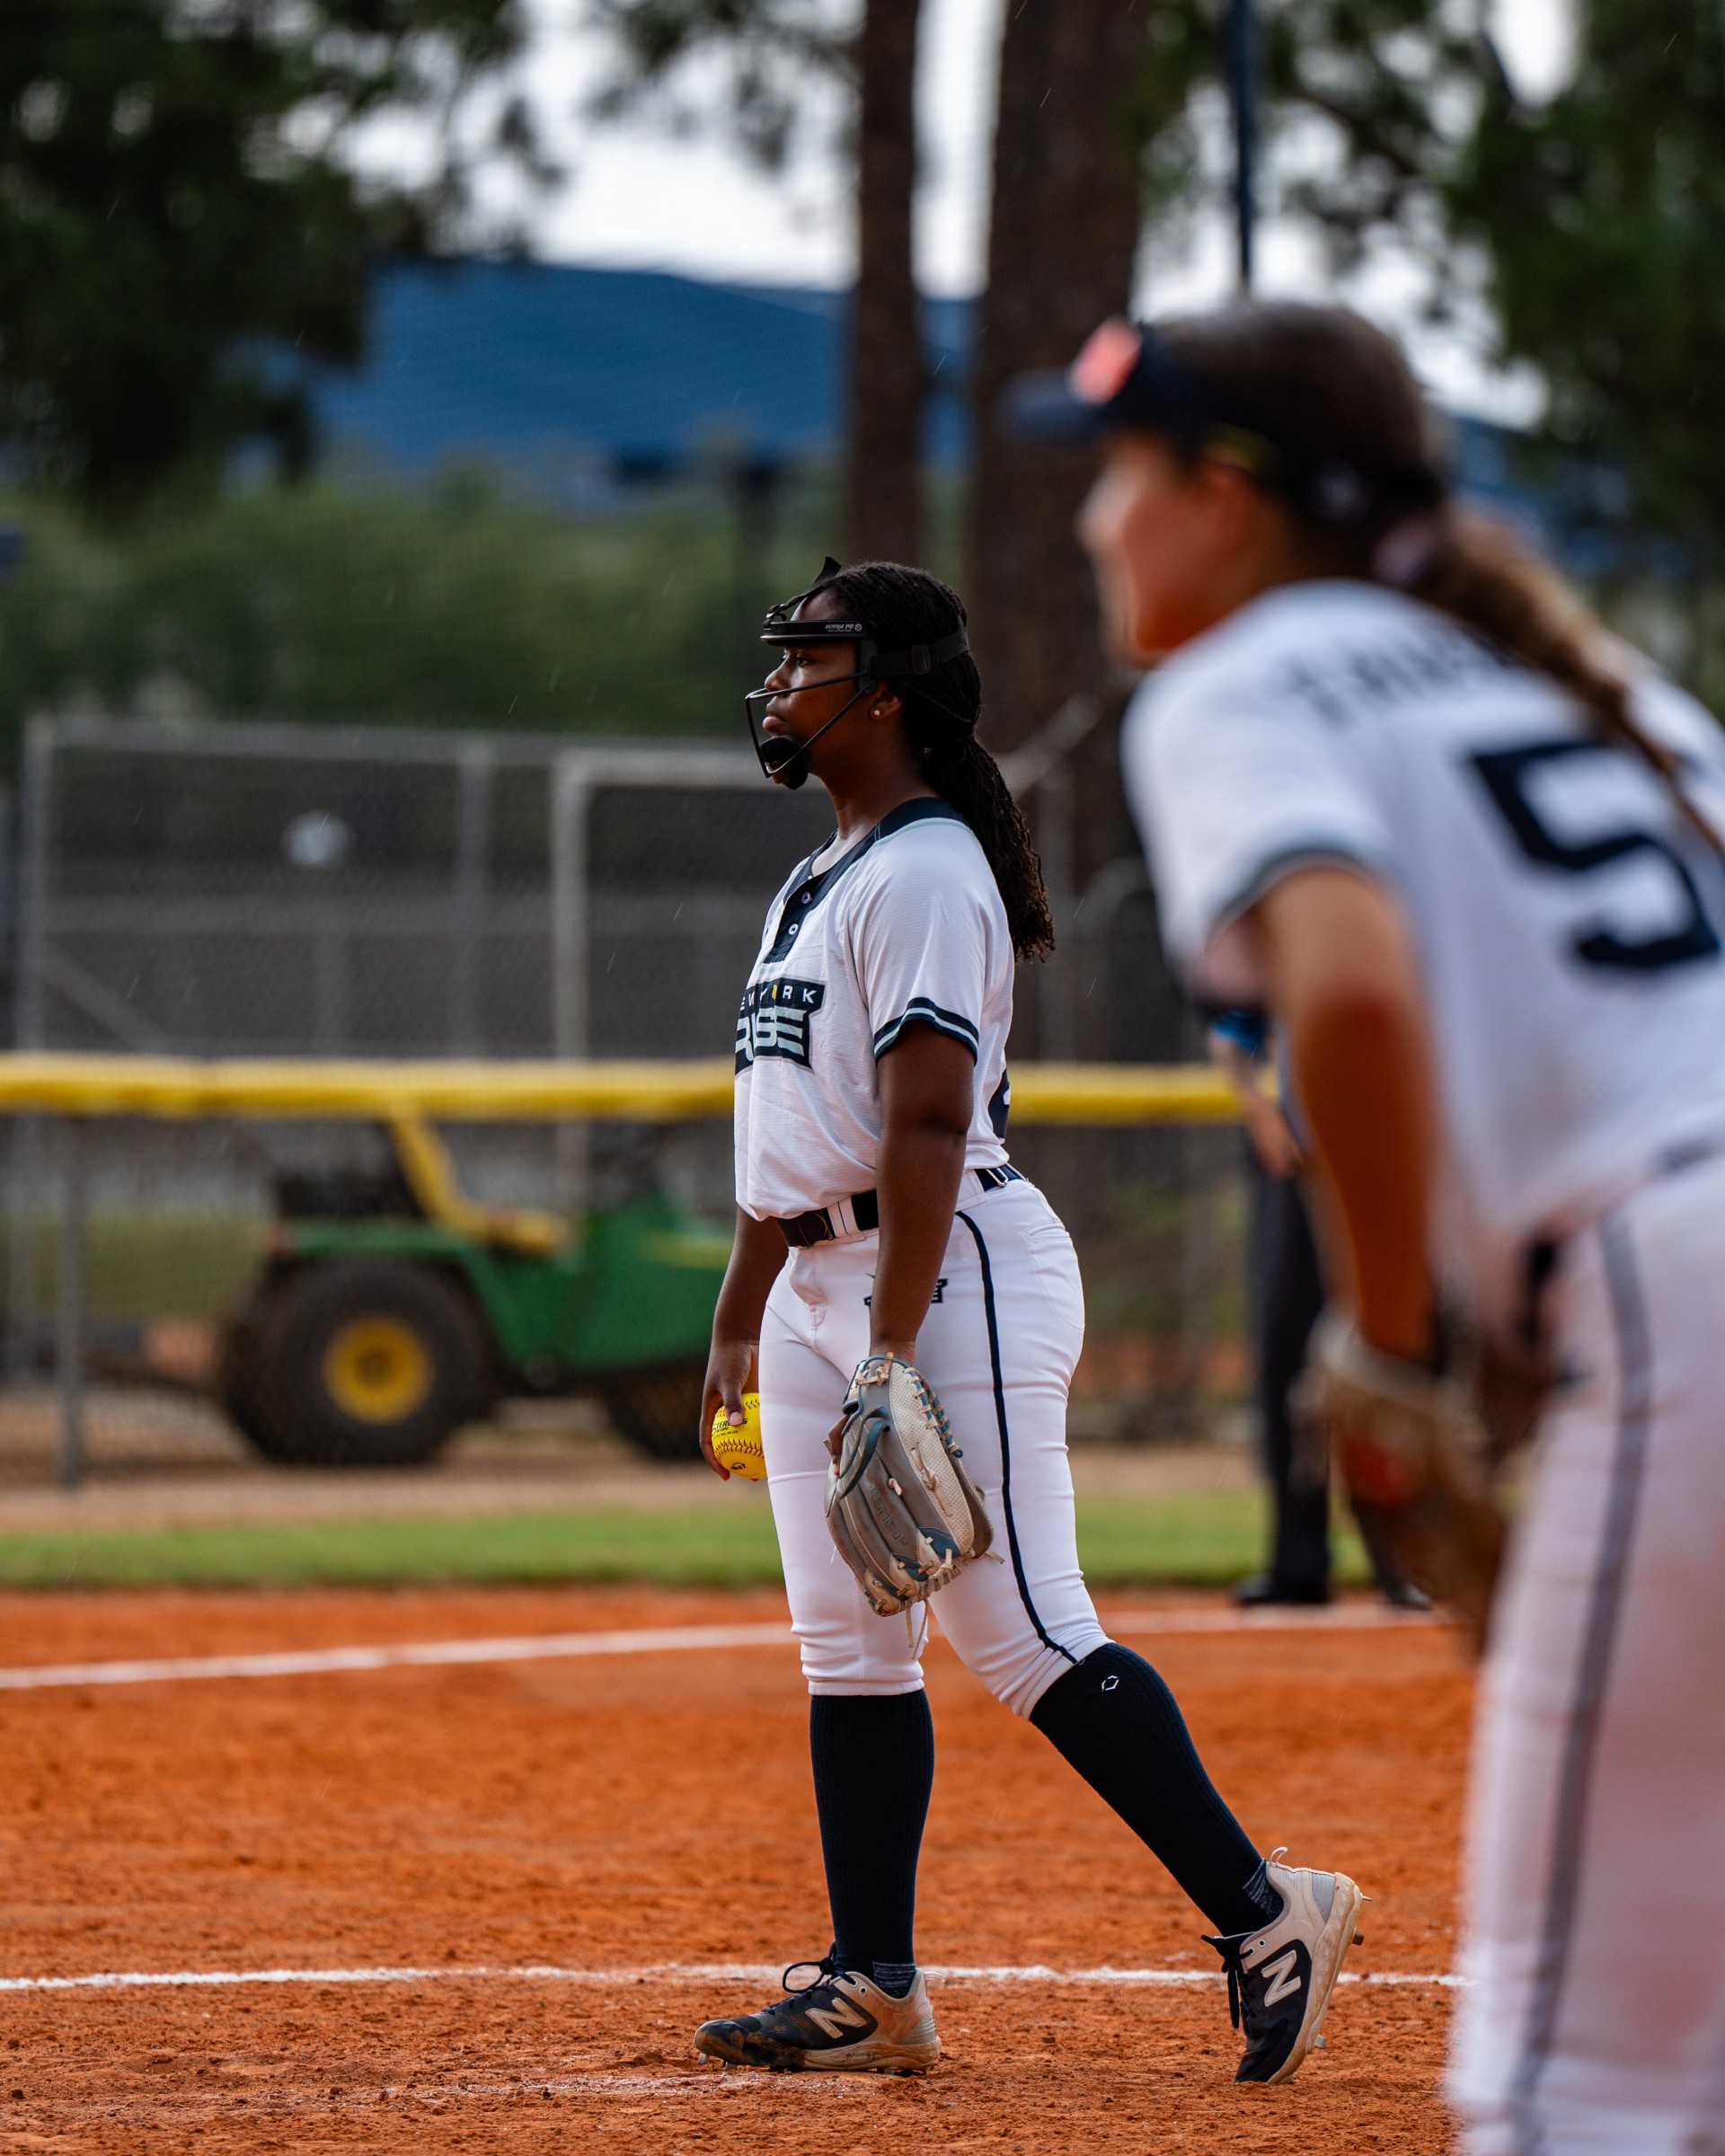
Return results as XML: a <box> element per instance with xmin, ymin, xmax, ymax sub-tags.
<box><xmin>1372</xmin><ymin>512</ymin><xmax>1447</xmax><ymax>588</ymax></box>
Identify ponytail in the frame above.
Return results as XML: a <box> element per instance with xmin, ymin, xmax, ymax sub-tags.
<box><xmin>919</xmin><ymin>732</ymin><xmax>1057</xmax><ymax>961</ymax></box>
<box><xmin>1391</xmin><ymin>510</ymin><xmax>1721</xmax><ymax>854</ymax></box>
<box><xmin>822</xmin><ymin>561</ymin><xmax>1057</xmax><ymax>960</ymax></box>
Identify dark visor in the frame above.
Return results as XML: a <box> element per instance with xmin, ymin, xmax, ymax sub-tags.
<box><xmin>1005</xmin><ymin>318</ymin><xmax>1443</xmax><ymax>529</ymax></box>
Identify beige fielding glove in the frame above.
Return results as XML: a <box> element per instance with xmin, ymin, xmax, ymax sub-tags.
<box><xmin>1294</xmin><ymin>1312</ymin><xmax>1506</xmax><ymax>1654</ymax></box>
<box><xmin>825</xmin><ymin>1355</ymin><xmax>993</xmax><ymax>1617</ymax></box>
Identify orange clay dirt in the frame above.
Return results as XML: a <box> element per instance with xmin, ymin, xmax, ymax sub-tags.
<box><xmin>0</xmin><ymin>1585</ymin><xmax>1473</xmax><ymax>2152</ymax></box>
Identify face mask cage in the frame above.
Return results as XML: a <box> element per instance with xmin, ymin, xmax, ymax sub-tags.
<box><xmin>746</xmin><ymin>557</ymin><xmax>972</xmax><ymax>787</ymax></box>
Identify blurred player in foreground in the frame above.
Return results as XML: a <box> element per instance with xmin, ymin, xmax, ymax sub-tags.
<box><xmin>694</xmin><ymin>557</ymin><xmax>1362</xmax><ymax>2083</ymax></box>
<box><xmin>1022</xmin><ymin>299</ymin><xmax>1725</xmax><ymax>2153</ymax></box>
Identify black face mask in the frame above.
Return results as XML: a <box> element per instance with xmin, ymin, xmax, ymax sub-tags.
<box><xmin>747</xmin><ymin>556</ymin><xmax>971</xmax><ymax>788</ymax></box>
<box><xmin>744</xmin><ymin>675</ymin><xmax>877</xmax><ymax>790</ymax></box>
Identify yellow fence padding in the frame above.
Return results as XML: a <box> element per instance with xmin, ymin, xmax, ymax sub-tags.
<box><xmin>0</xmin><ymin>1053</ymin><xmax>1238</xmax><ymax>1126</ymax></box>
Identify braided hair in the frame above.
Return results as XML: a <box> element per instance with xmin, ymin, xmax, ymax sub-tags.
<box><xmin>821</xmin><ymin>561</ymin><xmax>1057</xmax><ymax>961</ymax></box>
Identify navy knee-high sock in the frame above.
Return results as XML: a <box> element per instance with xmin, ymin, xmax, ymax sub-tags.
<box><xmin>1031</xmin><ymin>1643</ymin><xmax>1271</xmax><ymax>1937</ymax></box>
<box><xmin>809</xmin><ymin>1692</ymin><xmax>934</xmax><ymax>1992</ymax></box>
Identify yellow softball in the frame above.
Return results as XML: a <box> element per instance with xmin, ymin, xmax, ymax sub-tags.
<box><xmin>711</xmin><ymin>1392</ymin><xmax>765</xmax><ymax>1480</ymax></box>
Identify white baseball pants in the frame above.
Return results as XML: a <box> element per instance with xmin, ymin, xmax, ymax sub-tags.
<box><xmin>1449</xmin><ymin>1153</ymin><xmax>1725</xmax><ymax>2154</ymax></box>
<box><xmin>758</xmin><ymin>1175</ymin><xmax>1110</xmax><ymax>1719</ymax></box>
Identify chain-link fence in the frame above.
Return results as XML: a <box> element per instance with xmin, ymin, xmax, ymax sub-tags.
<box><xmin>14</xmin><ymin>715</ymin><xmax>843</xmax><ymax>1061</ymax></box>
<box><xmin>1</xmin><ymin>715</ymin><xmax>1249</xmax><ymax>1474</ymax></box>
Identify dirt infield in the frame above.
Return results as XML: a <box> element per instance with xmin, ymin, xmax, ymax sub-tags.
<box><xmin>0</xmin><ymin>1586</ymin><xmax>1473</xmax><ymax>2151</ymax></box>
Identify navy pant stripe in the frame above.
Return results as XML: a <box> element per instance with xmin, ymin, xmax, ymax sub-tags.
<box><xmin>955</xmin><ymin>1209</ymin><xmax>1077</xmax><ymax>1668</ymax></box>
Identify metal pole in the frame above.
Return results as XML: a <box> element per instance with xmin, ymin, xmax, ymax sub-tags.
<box><xmin>5</xmin><ymin>1121</ymin><xmax>32</xmax><ymax>1383</ymax></box>
<box><xmin>8</xmin><ymin>720</ymin><xmax>54</xmax><ymax>1383</ymax></box>
<box><xmin>1228</xmin><ymin>0</ymin><xmax>1258</xmax><ymax>292</ymax></box>
<box><xmin>451</xmin><ymin>745</ymin><xmax>493</xmax><ymax>1054</ymax></box>
<box><xmin>56</xmin><ymin>1117</ymin><xmax>84</xmax><ymax>1490</ymax></box>
<box><xmin>1177</xmin><ymin>1123</ymin><xmax>1216</xmax><ymax>1436</ymax></box>
<box><xmin>16</xmin><ymin>718</ymin><xmax>52</xmax><ymax>1056</ymax></box>
<box><xmin>549</xmin><ymin>757</ymin><xmax>590</xmax><ymax>1217</ymax></box>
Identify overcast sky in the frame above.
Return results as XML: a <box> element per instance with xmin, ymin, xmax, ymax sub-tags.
<box><xmin>372</xmin><ymin>0</ymin><xmax>1576</xmax><ymax>421</ymax></box>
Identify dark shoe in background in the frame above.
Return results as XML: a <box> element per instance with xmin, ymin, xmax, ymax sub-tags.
<box><xmin>1377</xmin><ymin>1577</ymin><xmax>1433</xmax><ymax>1612</ymax></box>
<box><xmin>1233</xmin><ymin>1573</ymin><xmax>1331</xmax><ymax>1608</ymax></box>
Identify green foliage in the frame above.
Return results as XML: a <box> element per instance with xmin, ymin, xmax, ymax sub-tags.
<box><xmin>1259</xmin><ymin>0</ymin><xmax>1478</xmax><ymax>270</ymax></box>
<box><xmin>0</xmin><ymin>1487</ymin><xmax>1369</xmax><ymax>1589</ymax></box>
<box><xmin>0</xmin><ymin>0</ymin><xmax>537</xmax><ymax>517</ymax></box>
<box><xmin>0</xmin><ymin>484</ymin><xmax>761</xmax><ymax>747</ymax></box>
<box><xmin>589</xmin><ymin>0</ymin><xmax>850</xmax><ymax>172</ymax></box>
<box><xmin>1451</xmin><ymin>0</ymin><xmax>1725</xmax><ymax>550</ymax></box>
<box><xmin>1128</xmin><ymin>0</ymin><xmax>1475</xmax><ymax>272</ymax></box>
<box><xmin>1127</xmin><ymin>0</ymin><xmax>1725</xmax><ymax>562</ymax></box>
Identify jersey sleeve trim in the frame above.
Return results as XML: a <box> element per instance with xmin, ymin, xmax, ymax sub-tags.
<box><xmin>872</xmin><ymin>998</ymin><xmax>981</xmax><ymax>1061</ymax></box>
<box><xmin>1205</xmin><ymin>842</ymin><xmax>1387</xmax><ymax>946</ymax></box>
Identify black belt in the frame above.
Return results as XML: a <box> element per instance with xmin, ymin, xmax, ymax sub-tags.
<box><xmin>774</xmin><ymin>1164</ymin><xmax>1022</xmax><ymax>1248</ymax></box>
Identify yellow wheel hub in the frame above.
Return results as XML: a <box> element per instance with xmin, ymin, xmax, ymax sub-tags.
<box><xmin>322</xmin><ymin>1317</ymin><xmax>433</xmax><ymax>1426</ymax></box>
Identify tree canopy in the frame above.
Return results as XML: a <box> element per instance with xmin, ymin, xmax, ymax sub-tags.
<box><xmin>0</xmin><ymin>0</ymin><xmax>538</xmax><ymax>517</ymax></box>
<box><xmin>1451</xmin><ymin>0</ymin><xmax>1725</xmax><ymax>552</ymax></box>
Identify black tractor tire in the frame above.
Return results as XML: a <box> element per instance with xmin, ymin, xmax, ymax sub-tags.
<box><xmin>216</xmin><ymin>1295</ymin><xmax>282</xmax><ymax>1454</ymax></box>
<box><xmin>595</xmin><ymin>1358</ymin><xmax>709</xmax><ymax>1462</ymax></box>
<box><xmin>227</xmin><ymin>1261</ymin><xmax>495</xmax><ymax>1468</ymax></box>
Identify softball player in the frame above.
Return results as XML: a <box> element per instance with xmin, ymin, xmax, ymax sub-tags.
<box><xmin>1032</xmin><ymin>300</ymin><xmax>1725</xmax><ymax>2153</ymax></box>
<box><xmin>694</xmin><ymin>557</ymin><xmax>1362</xmax><ymax>2081</ymax></box>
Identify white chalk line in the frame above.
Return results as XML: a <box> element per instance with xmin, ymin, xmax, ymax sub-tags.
<box><xmin>0</xmin><ymin>1602</ymin><xmax>1446</xmax><ymax>1695</ymax></box>
<box><xmin>0</xmin><ymin>1959</ymin><xmax>1464</xmax><ymax>1996</ymax></box>
<box><xmin>0</xmin><ymin>1621</ymin><xmax>789</xmax><ymax>1693</ymax></box>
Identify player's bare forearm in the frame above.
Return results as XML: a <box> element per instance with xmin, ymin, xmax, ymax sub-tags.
<box><xmin>871</xmin><ymin>1026</ymin><xmax>974</xmax><ymax>1360</ymax></box>
<box><xmin>701</xmin><ymin>1209</ymin><xmax>787</xmax><ymax>1472</ymax></box>
<box><xmin>1250</xmin><ymin>866</ymin><xmax>1438</xmax><ymax>1362</ymax></box>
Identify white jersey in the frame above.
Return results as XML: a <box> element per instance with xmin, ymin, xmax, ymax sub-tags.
<box><xmin>1122</xmin><ymin>579</ymin><xmax>1725</xmax><ymax>1321</ymax></box>
<box><xmin>733</xmin><ymin>798</ymin><xmax>1013</xmax><ymax>1221</ymax></box>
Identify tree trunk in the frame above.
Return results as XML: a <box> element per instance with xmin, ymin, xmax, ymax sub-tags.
<box><xmin>845</xmin><ymin>0</ymin><xmax>924</xmax><ymax>565</ymax></box>
<box><xmin>965</xmin><ymin>0</ymin><xmax>1146</xmax><ymax>751</ymax></box>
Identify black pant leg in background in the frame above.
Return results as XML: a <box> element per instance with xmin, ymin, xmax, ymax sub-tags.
<box><xmin>1248</xmin><ymin>1156</ymin><xmax>1331</xmax><ymax>1593</ymax></box>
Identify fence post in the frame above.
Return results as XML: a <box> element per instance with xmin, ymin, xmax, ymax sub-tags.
<box><xmin>5</xmin><ymin>1121</ymin><xmax>35</xmax><ymax>1386</ymax></box>
<box><xmin>451</xmin><ymin>744</ymin><xmax>493</xmax><ymax>1053</ymax></box>
<box><xmin>56</xmin><ymin>1117</ymin><xmax>85</xmax><ymax>1490</ymax></box>
<box><xmin>7</xmin><ymin>719</ymin><xmax>54</xmax><ymax>1383</ymax></box>
<box><xmin>549</xmin><ymin>755</ymin><xmax>590</xmax><ymax>1216</ymax></box>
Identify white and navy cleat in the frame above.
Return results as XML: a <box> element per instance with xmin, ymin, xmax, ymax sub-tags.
<box><xmin>1204</xmin><ymin>1849</ymin><xmax>1366</xmax><ymax>2085</ymax></box>
<box><xmin>695</xmin><ymin>1954</ymin><xmax>940</xmax><ymax>2075</ymax></box>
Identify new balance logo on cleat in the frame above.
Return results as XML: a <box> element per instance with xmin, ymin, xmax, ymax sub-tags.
<box><xmin>1204</xmin><ymin>1851</ymin><xmax>1364</xmax><ymax>2086</ymax></box>
<box><xmin>804</xmin><ymin>1994</ymin><xmax>871</xmax><ymax>2041</ymax></box>
<box><xmin>1259</xmin><ymin>1948</ymin><xmax>1303</xmax><ymax>2008</ymax></box>
<box><xmin>694</xmin><ymin>1956</ymin><xmax>940</xmax><ymax>2076</ymax></box>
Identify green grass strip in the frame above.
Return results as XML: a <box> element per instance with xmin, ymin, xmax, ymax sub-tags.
<box><xmin>0</xmin><ymin>1489</ymin><xmax>1370</xmax><ymax>1593</ymax></box>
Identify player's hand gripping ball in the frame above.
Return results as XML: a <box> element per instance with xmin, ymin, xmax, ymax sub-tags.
<box><xmin>711</xmin><ymin>1393</ymin><xmax>765</xmax><ymax>1480</ymax></box>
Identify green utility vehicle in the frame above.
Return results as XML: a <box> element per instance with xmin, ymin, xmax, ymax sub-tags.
<box><xmin>217</xmin><ymin>1116</ymin><xmax>730</xmax><ymax>1467</ymax></box>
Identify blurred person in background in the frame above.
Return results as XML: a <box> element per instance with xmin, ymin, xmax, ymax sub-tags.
<box><xmin>1209</xmin><ymin>1005</ymin><xmax>1427</xmax><ymax>1610</ymax></box>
